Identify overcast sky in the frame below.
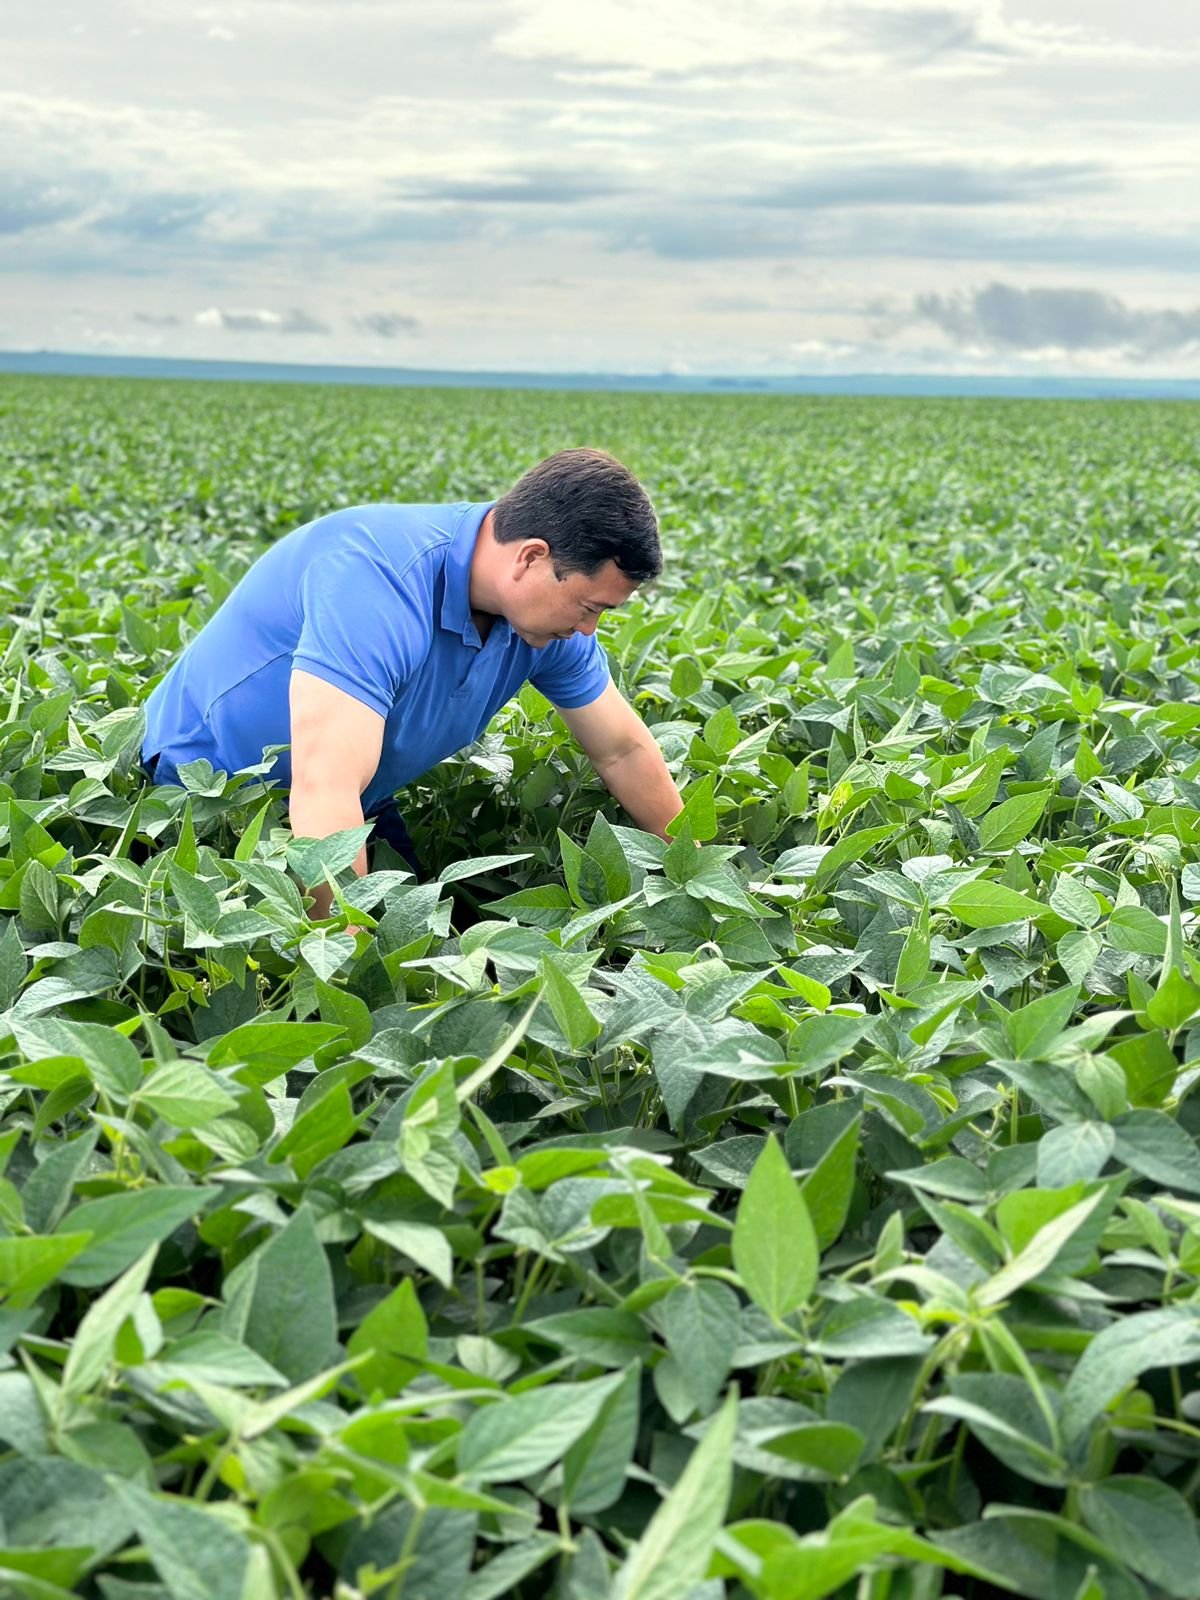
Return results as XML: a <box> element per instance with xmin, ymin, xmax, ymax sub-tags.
<box><xmin>4</xmin><ymin>0</ymin><xmax>1199</xmax><ymax>375</ymax></box>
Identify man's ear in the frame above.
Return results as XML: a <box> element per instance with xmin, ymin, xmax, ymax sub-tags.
<box><xmin>513</xmin><ymin>538</ymin><xmax>550</xmax><ymax>577</ymax></box>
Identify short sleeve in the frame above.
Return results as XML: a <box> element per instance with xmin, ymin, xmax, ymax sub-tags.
<box><xmin>529</xmin><ymin>633</ymin><xmax>611</xmax><ymax>709</ymax></box>
<box><xmin>293</xmin><ymin>533</ymin><xmax>434</xmax><ymax>718</ymax></box>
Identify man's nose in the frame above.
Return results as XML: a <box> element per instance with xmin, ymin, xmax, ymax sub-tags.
<box><xmin>576</xmin><ymin>616</ymin><xmax>598</xmax><ymax>636</ymax></box>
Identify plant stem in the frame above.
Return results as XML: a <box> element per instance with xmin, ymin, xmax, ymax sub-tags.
<box><xmin>509</xmin><ymin>1254</ymin><xmax>548</xmax><ymax>1327</ymax></box>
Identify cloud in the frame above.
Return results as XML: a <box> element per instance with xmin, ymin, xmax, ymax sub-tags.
<box><xmin>278</xmin><ymin>308</ymin><xmax>331</xmax><ymax>334</ymax></box>
<box><xmin>696</xmin><ymin>294</ymin><xmax>777</xmax><ymax>312</ymax></box>
<box><xmin>0</xmin><ymin>175</ymin><xmax>89</xmax><ymax>236</ymax></box>
<box><xmin>4</xmin><ymin>8</ymin><xmax>1198</xmax><ymax>378</ymax></box>
<box><xmin>353</xmin><ymin>312</ymin><xmax>420</xmax><ymax>337</ymax></box>
<box><xmin>911</xmin><ymin>283</ymin><xmax>1200</xmax><ymax>354</ymax></box>
<box><xmin>394</xmin><ymin>170</ymin><xmax>626</xmax><ymax>206</ymax></box>
<box><xmin>194</xmin><ymin>306</ymin><xmax>331</xmax><ymax>333</ymax></box>
<box><xmin>93</xmin><ymin>192</ymin><xmax>219</xmax><ymax>240</ymax></box>
<box><xmin>751</xmin><ymin>159</ymin><xmax>1109</xmax><ymax>210</ymax></box>
<box><xmin>496</xmin><ymin>0</ymin><xmax>1197</xmax><ymax>82</ymax></box>
<box><xmin>608</xmin><ymin>207</ymin><xmax>1200</xmax><ymax>271</ymax></box>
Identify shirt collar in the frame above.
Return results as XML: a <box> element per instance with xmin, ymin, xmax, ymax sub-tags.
<box><xmin>440</xmin><ymin>500</ymin><xmax>497</xmax><ymax>645</ymax></box>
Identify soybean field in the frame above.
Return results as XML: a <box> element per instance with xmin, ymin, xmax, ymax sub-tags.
<box><xmin>2</xmin><ymin>374</ymin><xmax>1200</xmax><ymax>1600</ymax></box>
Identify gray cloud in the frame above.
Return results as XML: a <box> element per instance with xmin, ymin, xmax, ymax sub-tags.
<box><xmin>92</xmin><ymin>192</ymin><xmax>219</xmax><ymax>240</ymax></box>
<box><xmin>133</xmin><ymin>311</ymin><xmax>182</xmax><ymax>326</ymax></box>
<box><xmin>8</xmin><ymin>160</ymin><xmax>1198</xmax><ymax>285</ymax></box>
<box><xmin>195</xmin><ymin>306</ymin><xmax>331</xmax><ymax>334</ymax></box>
<box><xmin>0</xmin><ymin>173</ymin><xmax>486</xmax><ymax>274</ymax></box>
<box><xmin>608</xmin><ymin>207</ymin><xmax>1200</xmax><ymax>272</ymax></box>
<box><xmin>394</xmin><ymin>170</ymin><xmax>626</xmax><ymax>206</ymax></box>
<box><xmin>837</xmin><ymin>4</ymin><xmax>1018</xmax><ymax>68</ymax></box>
<box><xmin>752</xmin><ymin>160</ymin><xmax>1109</xmax><ymax>210</ymax></box>
<box><xmin>913</xmin><ymin>282</ymin><xmax>1200</xmax><ymax>353</ymax></box>
<box><xmin>353</xmin><ymin>312</ymin><xmax>420</xmax><ymax>337</ymax></box>
<box><xmin>279</xmin><ymin>308</ymin><xmax>331</xmax><ymax>334</ymax></box>
<box><xmin>261</xmin><ymin>193</ymin><xmax>482</xmax><ymax>258</ymax></box>
<box><xmin>0</xmin><ymin>175</ymin><xmax>90</xmax><ymax>236</ymax></box>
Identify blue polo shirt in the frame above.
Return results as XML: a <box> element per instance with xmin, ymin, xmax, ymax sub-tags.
<box><xmin>142</xmin><ymin>501</ymin><xmax>610</xmax><ymax>815</ymax></box>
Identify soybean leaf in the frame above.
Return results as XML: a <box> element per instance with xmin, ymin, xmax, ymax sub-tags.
<box><xmin>458</xmin><ymin>1372</ymin><xmax>624</xmax><ymax>1483</ymax></box>
<box><xmin>1112</xmin><ymin>1110</ymin><xmax>1200</xmax><ymax>1195</ymax></box>
<box><xmin>732</xmin><ymin>1136</ymin><xmax>817</xmax><ymax>1323</ymax></box>
<box><xmin>978</xmin><ymin>789</ymin><xmax>1048</xmax><ymax>852</ymax></box>
<box><xmin>135</xmin><ymin>1059</ymin><xmax>237</xmax><ymax>1129</ymax></box>
<box><xmin>977</xmin><ymin>1191</ymin><xmax>1106</xmax><ymax>1307</ymax></box>
<box><xmin>1078</xmin><ymin>1476</ymin><xmax>1200</xmax><ymax>1599</ymax></box>
<box><xmin>1004</xmin><ymin>986</ymin><xmax>1078</xmax><ymax>1061</ymax></box>
<box><xmin>610</xmin><ymin>1387</ymin><xmax>736</xmax><ymax>1600</ymax></box>
<box><xmin>540</xmin><ymin>957</ymin><xmax>601</xmax><ymax>1051</ymax></box>
<box><xmin>1061</xmin><ymin>1308</ymin><xmax>1200</xmax><ymax>1450</ymax></box>
<box><xmin>59</xmin><ymin>1244</ymin><xmax>156</xmax><ymax>1411</ymax></box>
<box><xmin>221</xmin><ymin>1206</ymin><xmax>337</xmax><ymax>1383</ymax></box>
<box><xmin>947</xmin><ymin>880</ymin><xmax>1042</xmax><ymax>927</ymax></box>
<box><xmin>462</xmin><ymin>1535</ymin><xmax>562</xmax><ymax>1600</ymax></box>
<box><xmin>363</xmin><ymin>1217</ymin><xmax>454</xmax><ymax>1288</ymax></box>
<box><xmin>0</xmin><ymin>1234</ymin><xmax>94</xmax><ymax>1308</ymax></box>
<box><xmin>661</xmin><ymin>1280</ymin><xmax>739</xmax><ymax>1413</ymax></box>
<box><xmin>561</xmin><ymin>1360</ymin><xmax>642</xmax><ymax>1513</ymax></box>
<box><xmin>664</xmin><ymin>775</ymin><xmax>717</xmax><ymax>842</ymax></box>
<box><xmin>110</xmin><ymin>1480</ymin><xmax>254</xmax><ymax>1600</ymax></box>
<box><xmin>286</xmin><ymin>824</ymin><xmax>374</xmax><ymax>884</ymax></box>
<box><xmin>347</xmin><ymin>1278</ymin><xmax>428</xmax><ymax>1398</ymax></box>
<box><xmin>21</xmin><ymin>1128</ymin><xmax>100</xmax><ymax>1234</ymax></box>
<box><xmin>1050</xmin><ymin>875</ymin><xmax>1103</xmax><ymax>929</ymax></box>
<box><xmin>799</xmin><ymin>1112</ymin><xmax>862</xmax><ymax>1250</ymax></box>
<box><xmin>56</xmin><ymin>1188</ymin><xmax>218</xmax><ymax>1289</ymax></box>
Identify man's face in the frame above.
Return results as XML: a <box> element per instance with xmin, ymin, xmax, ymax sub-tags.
<box><xmin>506</xmin><ymin>549</ymin><xmax>639</xmax><ymax>649</ymax></box>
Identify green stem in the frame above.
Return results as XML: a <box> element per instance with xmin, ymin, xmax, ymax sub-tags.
<box><xmin>1111</xmin><ymin>1408</ymin><xmax>1200</xmax><ymax>1444</ymax></box>
<box><xmin>387</xmin><ymin>1506</ymin><xmax>428</xmax><ymax>1600</ymax></box>
<box><xmin>556</xmin><ymin>1499</ymin><xmax>576</xmax><ymax>1555</ymax></box>
<box><xmin>193</xmin><ymin>1431</ymin><xmax>238</xmax><ymax>1502</ymax></box>
<box><xmin>257</xmin><ymin>1527</ymin><xmax>306</xmax><ymax>1600</ymax></box>
<box><xmin>891</xmin><ymin>1329</ymin><xmax>962</xmax><ymax>1457</ymax></box>
<box><xmin>509</xmin><ymin>1255</ymin><xmax>548</xmax><ymax>1327</ymax></box>
<box><xmin>947</xmin><ymin>1420</ymin><xmax>967</xmax><ymax>1505</ymax></box>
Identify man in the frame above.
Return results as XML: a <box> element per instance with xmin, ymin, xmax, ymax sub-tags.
<box><xmin>142</xmin><ymin>447</ymin><xmax>684</xmax><ymax>917</ymax></box>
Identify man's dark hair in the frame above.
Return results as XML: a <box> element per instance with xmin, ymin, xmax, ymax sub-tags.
<box><xmin>491</xmin><ymin>448</ymin><xmax>662</xmax><ymax>583</ymax></box>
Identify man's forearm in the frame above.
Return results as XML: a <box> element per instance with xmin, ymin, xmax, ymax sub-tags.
<box><xmin>289</xmin><ymin>786</ymin><xmax>369</xmax><ymax>919</ymax></box>
<box><xmin>594</xmin><ymin>735</ymin><xmax>684</xmax><ymax>840</ymax></box>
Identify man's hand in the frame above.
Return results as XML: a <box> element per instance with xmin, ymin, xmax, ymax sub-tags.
<box><xmin>555</xmin><ymin>681</ymin><xmax>684</xmax><ymax>840</ymax></box>
<box><xmin>288</xmin><ymin>669</ymin><xmax>386</xmax><ymax>920</ymax></box>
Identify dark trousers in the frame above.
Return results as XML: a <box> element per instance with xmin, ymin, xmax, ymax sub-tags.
<box><xmin>139</xmin><ymin>755</ymin><xmax>423</xmax><ymax>879</ymax></box>
<box><xmin>366</xmin><ymin>798</ymin><xmax>423</xmax><ymax>878</ymax></box>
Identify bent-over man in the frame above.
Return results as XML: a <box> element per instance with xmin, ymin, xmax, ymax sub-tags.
<box><xmin>141</xmin><ymin>448</ymin><xmax>684</xmax><ymax>916</ymax></box>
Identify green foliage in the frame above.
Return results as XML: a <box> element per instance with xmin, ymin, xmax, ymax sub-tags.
<box><xmin>2</xmin><ymin>376</ymin><xmax>1200</xmax><ymax>1595</ymax></box>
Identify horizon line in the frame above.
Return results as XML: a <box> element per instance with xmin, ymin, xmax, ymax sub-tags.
<box><xmin>2</xmin><ymin>348</ymin><xmax>1198</xmax><ymax>401</ymax></box>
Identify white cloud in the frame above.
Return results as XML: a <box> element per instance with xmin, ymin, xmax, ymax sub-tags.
<box><xmin>495</xmin><ymin>0</ymin><xmax>1198</xmax><ymax>81</ymax></box>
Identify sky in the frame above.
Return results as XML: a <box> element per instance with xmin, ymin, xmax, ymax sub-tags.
<box><xmin>3</xmin><ymin>0</ymin><xmax>1199</xmax><ymax>376</ymax></box>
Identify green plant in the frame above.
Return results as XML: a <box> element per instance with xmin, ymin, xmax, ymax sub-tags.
<box><xmin>1</xmin><ymin>374</ymin><xmax>1199</xmax><ymax>1598</ymax></box>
